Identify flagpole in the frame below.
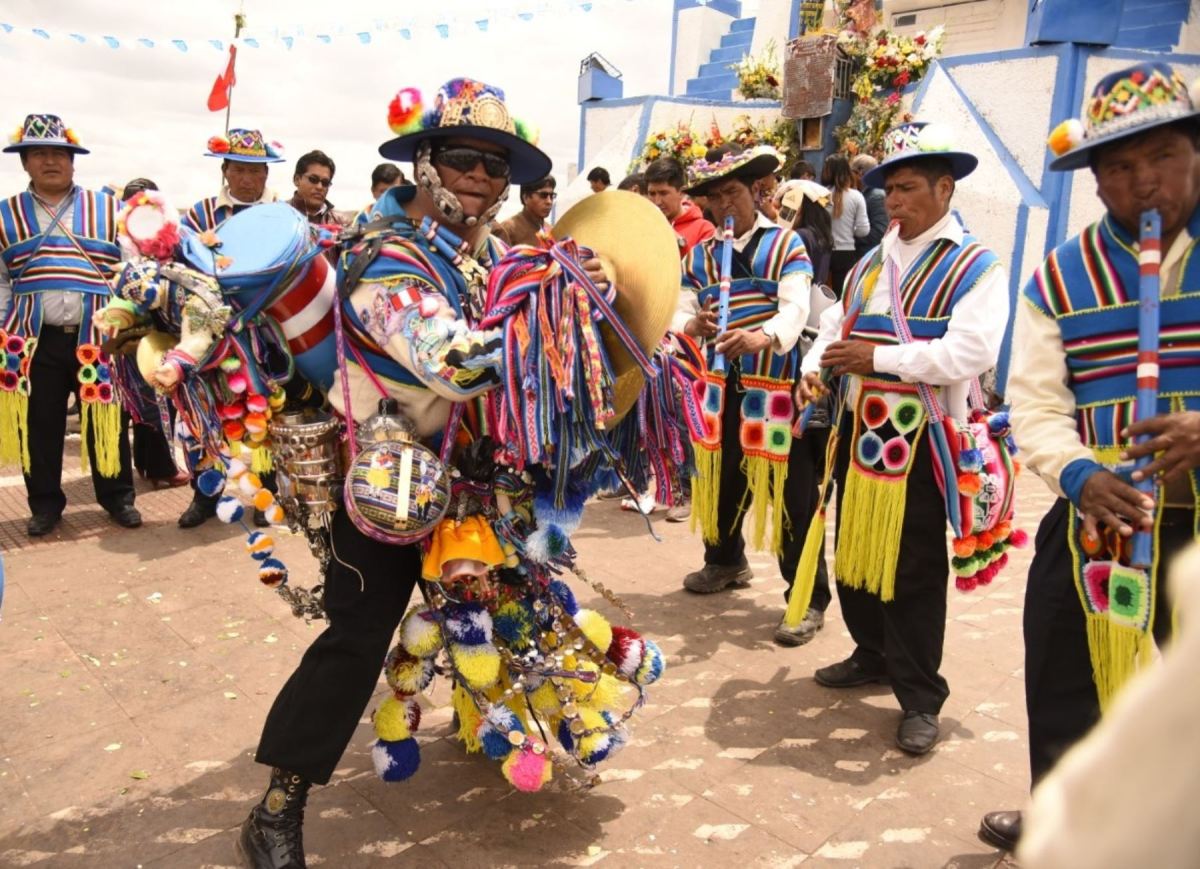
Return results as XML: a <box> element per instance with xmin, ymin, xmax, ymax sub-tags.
<box><xmin>224</xmin><ymin>8</ymin><xmax>246</xmax><ymax>136</ymax></box>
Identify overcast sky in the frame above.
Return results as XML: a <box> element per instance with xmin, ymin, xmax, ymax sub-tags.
<box><xmin>0</xmin><ymin>0</ymin><xmax>674</xmax><ymax>215</ymax></box>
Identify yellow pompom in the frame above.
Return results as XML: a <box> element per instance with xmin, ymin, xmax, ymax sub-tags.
<box><xmin>574</xmin><ymin>609</ymin><xmax>612</xmax><ymax>653</ymax></box>
<box><xmin>400</xmin><ymin>606</ymin><xmax>443</xmax><ymax>657</ymax></box>
<box><xmin>373</xmin><ymin>696</ymin><xmax>412</xmax><ymax>742</ymax></box>
<box><xmin>451</xmin><ymin>643</ymin><xmax>501</xmax><ymax>691</ymax></box>
<box><xmin>238</xmin><ymin>473</ymin><xmax>262</xmax><ymax>496</ymax></box>
<box><xmin>528</xmin><ymin>681</ymin><xmax>559</xmax><ymax>716</ymax></box>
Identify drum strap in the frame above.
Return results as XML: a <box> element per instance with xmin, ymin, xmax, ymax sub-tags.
<box><xmin>340</xmin><ymin>234</ymin><xmax>386</xmax><ymax>299</ymax></box>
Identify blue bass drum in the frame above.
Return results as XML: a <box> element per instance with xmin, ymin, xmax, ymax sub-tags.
<box><xmin>178</xmin><ymin>202</ymin><xmax>337</xmax><ymax>389</ymax></box>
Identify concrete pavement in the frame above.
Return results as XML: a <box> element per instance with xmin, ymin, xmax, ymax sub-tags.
<box><xmin>0</xmin><ymin>436</ymin><xmax>1044</xmax><ymax>867</ymax></box>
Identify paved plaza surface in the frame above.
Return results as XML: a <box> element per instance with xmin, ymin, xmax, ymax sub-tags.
<box><xmin>0</xmin><ymin>439</ymin><xmax>1046</xmax><ymax>868</ymax></box>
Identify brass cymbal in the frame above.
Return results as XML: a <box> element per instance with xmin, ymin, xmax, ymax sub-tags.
<box><xmin>100</xmin><ymin>324</ymin><xmax>153</xmax><ymax>357</ymax></box>
<box><xmin>552</xmin><ymin>190</ymin><xmax>680</xmax><ymax>421</ymax></box>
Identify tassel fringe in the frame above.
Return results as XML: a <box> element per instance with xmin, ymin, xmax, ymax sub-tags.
<box><xmin>1085</xmin><ymin>612</ymin><xmax>1154</xmax><ymax>712</ymax></box>
<box><xmin>834</xmin><ymin>465</ymin><xmax>908</xmax><ymax>601</ymax></box>
<box><xmin>0</xmin><ymin>390</ymin><xmax>31</xmax><ymax>472</ymax></box>
<box><xmin>690</xmin><ymin>445</ymin><xmax>722</xmax><ymax>545</ymax></box>
<box><xmin>80</xmin><ymin>401</ymin><xmax>122</xmax><ymax>478</ymax></box>
<box><xmin>452</xmin><ymin>682</ymin><xmax>484</xmax><ymax>753</ymax></box>
<box><xmin>783</xmin><ymin>507</ymin><xmax>829</xmax><ymax>627</ymax></box>
<box><xmin>742</xmin><ymin>455</ymin><xmax>788</xmax><ymax>555</ymax></box>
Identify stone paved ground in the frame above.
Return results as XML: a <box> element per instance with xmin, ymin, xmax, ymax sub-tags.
<box><xmin>0</xmin><ymin>435</ymin><xmax>1050</xmax><ymax>868</ymax></box>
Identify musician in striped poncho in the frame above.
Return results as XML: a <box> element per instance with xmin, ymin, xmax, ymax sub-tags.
<box><xmin>797</xmin><ymin>122</ymin><xmax>1007</xmax><ymax>757</ymax></box>
<box><xmin>672</xmin><ymin>144</ymin><xmax>830</xmax><ymax>647</ymax></box>
<box><xmin>0</xmin><ymin>114</ymin><xmax>140</xmax><ymax>538</ymax></box>
<box><xmin>982</xmin><ymin>61</ymin><xmax>1200</xmax><ymax>857</ymax></box>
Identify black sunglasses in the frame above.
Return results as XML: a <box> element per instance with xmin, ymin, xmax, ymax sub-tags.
<box><xmin>433</xmin><ymin>146</ymin><xmax>510</xmax><ymax>180</ymax></box>
<box><xmin>303</xmin><ymin>173</ymin><xmax>332</xmax><ymax>188</ymax></box>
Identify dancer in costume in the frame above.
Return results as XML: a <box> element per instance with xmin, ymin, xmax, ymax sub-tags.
<box><xmin>797</xmin><ymin>122</ymin><xmax>1009</xmax><ymax>754</ymax></box>
<box><xmin>233</xmin><ymin>79</ymin><xmax>679</xmax><ymax>869</ymax></box>
<box><xmin>674</xmin><ymin>144</ymin><xmax>832</xmax><ymax>647</ymax></box>
<box><xmin>178</xmin><ymin>127</ymin><xmax>285</xmax><ymax>530</ymax></box>
<box><xmin>0</xmin><ymin>114</ymin><xmax>141</xmax><ymax>537</ymax></box>
<box><xmin>980</xmin><ymin>62</ymin><xmax>1200</xmax><ymax>853</ymax></box>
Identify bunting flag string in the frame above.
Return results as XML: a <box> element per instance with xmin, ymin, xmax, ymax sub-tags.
<box><xmin>0</xmin><ymin>0</ymin><xmax>620</xmax><ymax>52</ymax></box>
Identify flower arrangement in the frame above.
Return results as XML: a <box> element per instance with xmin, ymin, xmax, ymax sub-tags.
<box><xmin>832</xmin><ymin>0</ymin><xmax>946</xmax><ymax>158</ymax></box>
<box><xmin>731</xmin><ymin>39</ymin><xmax>782</xmax><ymax>101</ymax></box>
<box><xmin>631</xmin><ymin>115</ymin><xmax>797</xmax><ymax>173</ymax></box>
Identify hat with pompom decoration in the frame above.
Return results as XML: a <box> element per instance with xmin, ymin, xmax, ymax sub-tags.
<box><xmin>861</xmin><ymin>121</ymin><xmax>978</xmax><ymax>189</ymax></box>
<box><xmin>377</xmin><ymin>78</ymin><xmax>550</xmax><ymax>184</ymax></box>
<box><xmin>1048</xmin><ymin>62</ymin><xmax>1200</xmax><ymax>172</ymax></box>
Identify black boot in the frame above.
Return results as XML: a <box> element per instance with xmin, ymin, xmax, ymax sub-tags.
<box><xmin>236</xmin><ymin>767</ymin><xmax>310</xmax><ymax>868</ymax></box>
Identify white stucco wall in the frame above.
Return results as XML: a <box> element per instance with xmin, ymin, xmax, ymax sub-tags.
<box><xmin>644</xmin><ymin>98</ymin><xmax>783</xmax><ymax>146</ymax></box>
<box><xmin>747</xmin><ymin>0</ymin><xmax>794</xmax><ymax>58</ymax></box>
<box><xmin>1176</xmin><ymin>1</ymin><xmax>1200</xmax><ymax>52</ymax></box>
<box><xmin>1018</xmin><ymin>204</ymin><xmax>1050</xmax><ymax>291</ymax></box>
<box><xmin>673</xmin><ymin>5</ymin><xmax>737</xmax><ymax>96</ymax></box>
<box><xmin>581</xmin><ymin>102</ymin><xmax>643</xmax><ymax>171</ymax></box>
<box><xmin>914</xmin><ymin>65</ymin><xmax>1027</xmax><ymax>280</ymax></box>
<box><xmin>951</xmin><ymin>55</ymin><xmax>1059</xmax><ymax>192</ymax></box>
<box><xmin>562</xmin><ymin>106</ymin><xmax>645</xmax><ymax>215</ymax></box>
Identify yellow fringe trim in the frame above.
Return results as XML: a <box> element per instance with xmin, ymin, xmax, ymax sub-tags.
<box><xmin>1085</xmin><ymin>612</ymin><xmax>1155</xmax><ymax>712</ymax></box>
<box><xmin>452</xmin><ymin>682</ymin><xmax>484</xmax><ymax>753</ymax></box>
<box><xmin>0</xmin><ymin>389</ymin><xmax>31</xmax><ymax>472</ymax></box>
<box><xmin>80</xmin><ymin>401</ymin><xmax>122</xmax><ymax>478</ymax></box>
<box><xmin>690</xmin><ymin>445</ymin><xmax>722</xmax><ymax>545</ymax></box>
<box><xmin>834</xmin><ymin>464</ymin><xmax>908</xmax><ymax>602</ymax></box>
<box><xmin>783</xmin><ymin>507</ymin><xmax>829</xmax><ymax>627</ymax></box>
<box><xmin>250</xmin><ymin>445</ymin><xmax>274</xmax><ymax>474</ymax></box>
<box><xmin>742</xmin><ymin>454</ymin><xmax>788</xmax><ymax>555</ymax></box>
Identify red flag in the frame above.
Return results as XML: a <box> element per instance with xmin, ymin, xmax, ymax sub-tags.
<box><xmin>207</xmin><ymin>46</ymin><xmax>238</xmax><ymax>112</ymax></box>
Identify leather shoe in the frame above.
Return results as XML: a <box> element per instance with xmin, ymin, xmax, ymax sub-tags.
<box><xmin>109</xmin><ymin>505</ymin><xmax>143</xmax><ymax>529</ymax></box>
<box><xmin>774</xmin><ymin>608</ymin><xmax>825</xmax><ymax>646</ymax></box>
<box><xmin>683</xmin><ymin>561</ymin><xmax>753</xmax><ymax>594</ymax></box>
<box><xmin>978</xmin><ymin>810</ymin><xmax>1021</xmax><ymax>852</ymax></box>
<box><xmin>814</xmin><ymin>657</ymin><xmax>887</xmax><ymax>688</ymax></box>
<box><xmin>253</xmin><ymin>508</ymin><xmax>271</xmax><ymax>528</ymax></box>
<box><xmin>178</xmin><ymin>499</ymin><xmax>216</xmax><ymax>529</ymax></box>
<box><xmin>27</xmin><ymin>513</ymin><xmax>61</xmax><ymax>537</ymax></box>
<box><xmin>896</xmin><ymin>711</ymin><xmax>940</xmax><ymax>755</ymax></box>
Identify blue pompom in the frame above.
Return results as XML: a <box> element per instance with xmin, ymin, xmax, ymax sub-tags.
<box><xmin>548</xmin><ymin>579</ymin><xmax>578</xmax><ymax>616</ymax></box>
<box><xmin>196</xmin><ymin>469</ymin><xmax>226</xmax><ymax>498</ymax></box>
<box><xmin>556</xmin><ymin>718</ymin><xmax>576</xmax><ymax>753</ymax></box>
<box><xmin>958</xmin><ymin>448</ymin><xmax>983</xmax><ymax>473</ymax></box>
<box><xmin>372</xmin><ymin>738</ymin><xmax>420</xmax><ymax>782</ymax></box>
<box><xmin>443</xmin><ymin>603</ymin><xmax>492</xmax><ymax>646</ymax></box>
<box><xmin>216</xmin><ymin>495</ymin><xmax>244</xmax><ymax>524</ymax></box>
<box><xmin>492</xmin><ymin>601</ymin><xmax>535</xmax><ymax>649</ymax></box>
<box><xmin>987</xmin><ymin>412</ymin><xmax>1010</xmax><ymax>435</ymax></box>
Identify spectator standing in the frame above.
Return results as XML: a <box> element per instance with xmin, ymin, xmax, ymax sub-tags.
<box><xmin>493</xmin><ymin>175</ymin><xmax>556</xmax><ymax>247</ymax></box>
<box><xmin>587</xmin><ymin>166</ymin><xmax>611</xmax><ymax>192</ymax></box>
<box><xmin>822</xmin><ymin>154</ymin><xmax>869</xmax><ymax>297</ymax></box>
<box><xmin>645</xmin><ymin>157</ymin><xmax>716</xmax><ymax>255</ymax></box>
<box><xmin>851</xmin><ymin>153</ymin><xmax>889</xmax><ymax>253</ymax></box>
<box><xmin>289</xmin><ymin>150</ymin><xmax>345</xmax><ymax>227</ymax></box>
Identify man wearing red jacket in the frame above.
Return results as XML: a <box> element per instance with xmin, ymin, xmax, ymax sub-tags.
<box><xmin>646</xmin><ymin>157</ymin><xmax>715</xmax><ymax>254</ymax></box>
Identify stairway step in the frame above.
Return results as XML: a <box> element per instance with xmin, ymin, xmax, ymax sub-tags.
<box><xmin>730</xmin><ymin>16</ymin><xmax>757</xmax><ymax>33</ymax></box>
<box><xmin>699</xmin><ymin>59</ymin><xmax>736</xmax><ymax>78</ymax></box>
<box><xmin>719</xmin><ymin>31</ymin><xmax>754</xmax><ymax>49</ymax></box>
<box><xmin>710</xmin><ymin>45</ymin><xmax>748</xmax><ymax>63</ymax></box>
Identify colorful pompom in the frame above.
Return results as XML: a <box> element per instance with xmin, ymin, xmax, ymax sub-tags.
<box><xmin>957</xmin><ymin>448</ymin><xmax>984</xmax><ymax>473</ymax></box>
<box><xmin>634</xmin><ymin>639</ymin><xmax>665</xmax><ymax>685</ymax></box>
<box><xmin>1010</xmin><ymin>529</ymin><xmax>1029</xmax><ymax>548</ymax></box>
<box><xmin>388</xmin><ymin>87</ymin><xmax>424</xmax><ymax>135</ymax></box>
<box><xmin>264</xmin><ymin>503</ymin><xmax>285</xmax><ymax>525</ymax></box>
<box><xmin>207</xmin><ymin>135</ymin><xmax>231</xmax><ymax>154</ymax></box>
<box><xmin>1047</xmin><ymin>118</ymin><xmax>1084</xmax><ymax>157</ymax></box>
<box><xmin>492</xmin><ymin>600</ymin><xmax>535</xmax><ymax>650</ymax></box>
<box><xmin>238</xmin><ymin>472</ymin><xmax>262</xmax><ymax>496</ymax></box>
<box><xmin>245</xmin><ymin>531</ymin><xmax>275</xmax><ymax>561</ymax></box>
<box><xmin>219</xmin><ymin>356</ymin><xmax>242</xmax><ymax>373</ymax></box>
<box><xmin>385</xmin><ymin>646</ymin><xmax>436</xmax><ymax>695</ymax></box>
<box><xmin>952</xmin><ymin>536</ymin><xmax>976</xmax><ymax>558</ymax></box>
<box><xmin>574</xmin><ymin>608</ymin><xmax>613</xmax><ymax>653</ymax></box>
<box><xmin>373</xmin><ymin>695</ymin><xmax>420</xmax><ymax>742</ymax></box>
<box><xmin>957</xmin><ymin>473</ymin><xmax>982</xmax><ymax>496</ymax></box>
<box><xmin>215</xmin><ymin>495</ymin><xmax>244</xmax><ymax>524</ymax></box>
<box><xmin>449</xmin><ymin>642</ymin><xmax>501</xmax><ymax>691</ymax></box>
<box><xmin>258</xmin><ymin>558</ymin><xmax>287</xmax><ymax>588</ymax></box>
<box><xmin>372</xmin><ymin>738</ymin><xmax>420</xmax><ymax>782</ymax></box>
<box><xmin>399</xmin><ymin>607</ymin><xmax>443</xmax><ymax>657</ymax></box>
<box><xmin>606</xmin><ymin>625</ymin><xmax>645</xmax><ymax>679</ymax></box>
<box><xmin>548</xmin><ymin>579</ymin><xmax>579</xmax><ymax>616</ymax></box>
<box><xmin>477</xmin><ymin>704</ymin><xmax>524</xmax><ymax>760</ymax></box>
<box><xmin>501</xmin><ymin>744</ymin><xmax>551</xmax><ymax>792</ymax></box>
<box><xmin>251</xmin><ymin>488</ymin><xmax>275</xmax><ymax>511</ymax></box>
<box><xmin>955</xmin><ymin>575</ymin><xmax>978</xmax><ymax>592</ymax></box>
<box><xmin>443</xmin><ymin>603</ymin><xmax>493</xmax><ymax>646</ymax></box>
<box><xmin>196</xmin><ymin>468</ymin><xmax>226</xmax><ymax>498</ymax></box>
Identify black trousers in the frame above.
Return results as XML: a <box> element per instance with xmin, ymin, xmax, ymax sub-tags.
<box><xmin>835</xmin><ymin>422</ymin><xmax>952</xmax><ymax>714</ymax></box>
<box><xmin>132</xmin><ymin>421</ymin><xmax>179</xmax><ymax>479</ymax></box>
<box><xmin>24</xmin><ymin>326</ymin><xmax>134</xmax><ymax>518</ymax></box>
<box><xmin>256</xmin><ymin>508</ymin><xmax>420</xmax><ymax>784</ymax></box>
<box><xmin>704</xmin><ymin>366</ymin><xmax>832</xmax><ymax>611</ymax></box>
<box><xmin>1024</xmin><ymin>499</ymin><xmax>1190</xmax><ymax>785</ymax></box>
<box><xmin>829</xmin><ymin>249</ymin><xmax>861</xmax><ymax>300</ymax></box>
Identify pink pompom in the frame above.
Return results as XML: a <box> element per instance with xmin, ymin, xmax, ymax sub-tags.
<box><xmin>955</xmin><ymin>575</ymin><xmax>978</xmax><ymax>592</ymax></box>
<box><xmin>226</xmin><ymin>372</ymin><xmax>248</xmax><ymax>394</ymax></box>
<box><xmin>977</xmin><ymin>564</ymin><xmax>999</xmax><ymax>585</ymax></box>
<box><xmin>1010</xmin><ymin>529</ymin><xmax>1029</xmax><ymax>548</ymax></box>
<box><xmin>503</xmin><ymin>746</ymin><xmax>549</xmax><ymax>793</ymax></box>
<box><xmin>418</xmin><ymin>296</ymin><xmax>442</xmax><ymax>318</ymax></box>
<box><xmin>996</xmin><ymin>552</ymin><xmax>1009</xmax><ymax>570</ymax></box>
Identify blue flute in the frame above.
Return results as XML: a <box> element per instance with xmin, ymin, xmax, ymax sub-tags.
<box><xmin>1131</xmin><ymin>209</ymin><xmax>1161</xmax><ymax>569</ymax></box>
<box><xmin>711</xmin><ymin>216</ymin><xmax>735</xmax><ymax>374</ymax></box>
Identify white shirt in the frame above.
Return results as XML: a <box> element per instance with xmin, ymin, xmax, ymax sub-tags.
<box><xmin>801</xmin><ymin>211</ymin><xmax>1009</xmax><ymax>422</ymax></box>
<box><xmin>1008</xmin><ymin>224</ymin><xmax>1193</xmax><ymax>497</ymax></box>
<box><xmin>830</xmin><ymin>188</ymin><xmax>869</xmax><ymax>250</ymax></box>
<box><xmin>0</xmin><ymin>188</ymin><xmax>84</xmax><ymax>326</ymax></box>
<box><xmin>671</xmin><ymin>212</ymin><xmax>812</xmax><ymax>355</ymax></box>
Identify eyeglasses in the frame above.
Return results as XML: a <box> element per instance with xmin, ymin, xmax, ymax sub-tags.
<box><xmin>533</xmin><ymin>190</ymin><xmax>557</xmax><ymax>200</ymax></box>
<box><xmin>433</xmin><ymin>146</ymin><xmax>510</xmax><ymax>180</ymax></box>
<box><xmin>303</xmin><ymin>174</ymin><xmax>332</xmax><ymax>188</ymax></box>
